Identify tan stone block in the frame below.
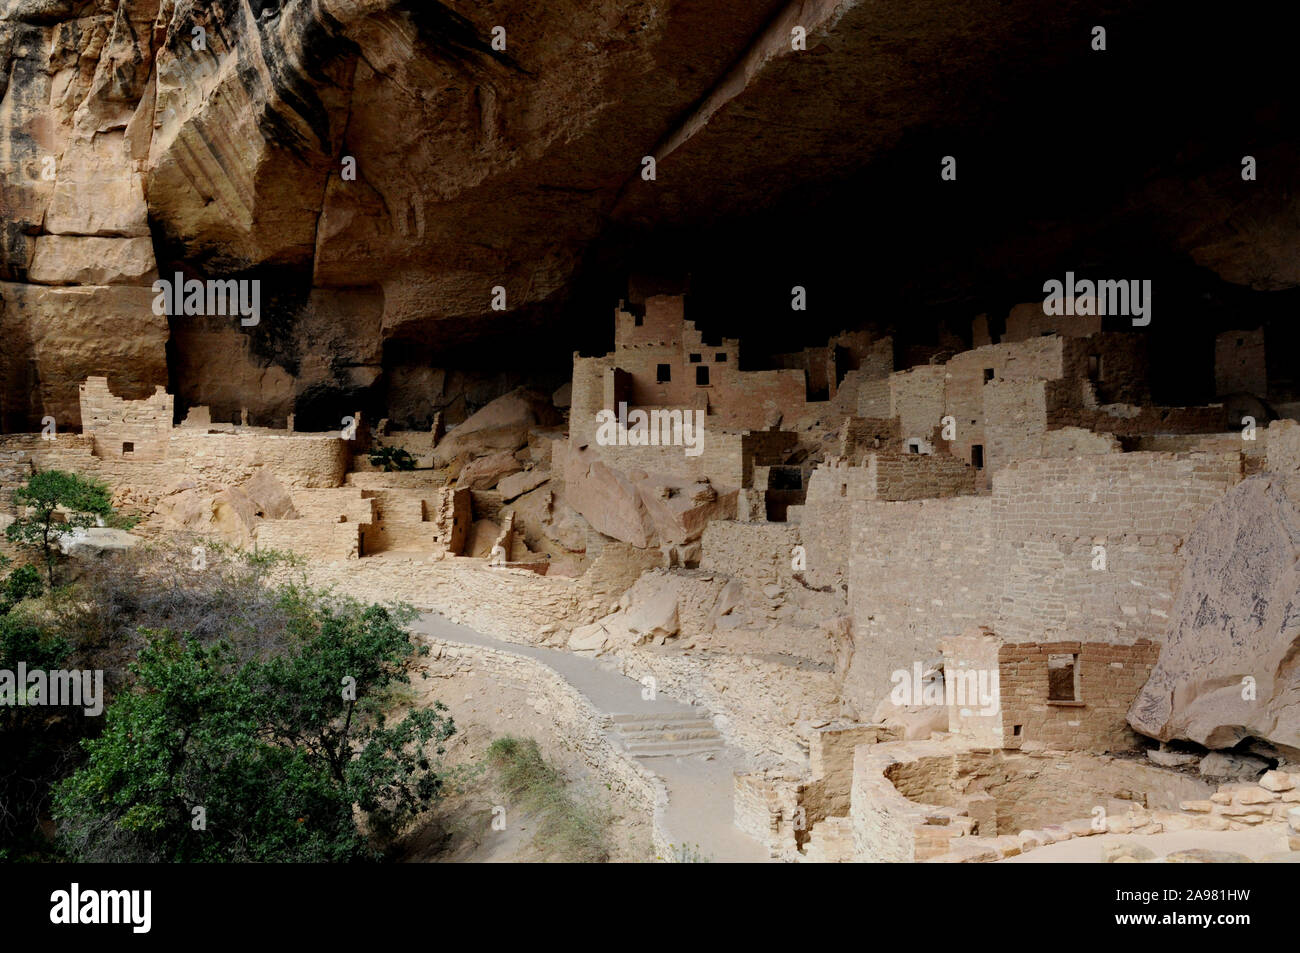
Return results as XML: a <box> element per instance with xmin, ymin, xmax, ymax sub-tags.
<box><xmin>992</xmin><ymin>834</ymin><xmax>1022</xmax><ymax>857</ymax></box>
<box><xmin>1180</xmin><ymin>800</ymin><xmax>1214</xmax><ymax>813</ymax></box>
<box><xmin>1210</xmin><ymin>792</ymin><xmax>1233</xmax><ymax>805</ymax></box>
<box><xmin>1064</xmin><ymin>817</ymin><xmax>1097</xmax><ymax>837</ymax></box>
<box><xmin>1018</xmin><ymin>830</ymin><xmax>1045</xmax><ymax>851</ymax></box>
<box><xmin>1238</xmin><ymin>788</ymin><xmax>1278</xmax><ymax>805</ymax></box>
<box><xmin>1105</xmin><ymin>816</ymin><xmax>1135</xmax><ymax>835</ymax></box>
<box><xmin>1260</xmin><ymin>771</ymin><xmax>1297</xmax><ymax>793</ymax></box>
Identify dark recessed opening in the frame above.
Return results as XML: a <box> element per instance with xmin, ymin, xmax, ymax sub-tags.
<box><xmin>656</xmin><ymin>363</ymin><xmax>671</xmax><ymax>382</ymax></box>
<box><xmin>1048</xmin><ymin>653</ymin><xmax>1080</xmax><ymax>702</ymax></box>
<box><xmin>689</xmin><ymin>353</ymin><xmax>702</xmax><ymax>363</ymax></box>
<box><xmin>982</xmin><ymin>368</ymin><xmax>994</xmax><ymax>382</ymax></box>
<box><xmin>696</xmin><ymin>366</ymin><xmax>710</xmax><ymax>386</ymax></box>
<box><xmin>971</xmin><ymin>444</ymin><xmax>984</xmax><ymax>469</ymax></box>
<box><xmin>122</xmin><ymin>442</ymin><xmax>134</xmax><ymax>455</ymax></box>
<box><xmin>715</xmin><ymin>352</ymin><xmax>727</xmax><ymax>362</ymax></box>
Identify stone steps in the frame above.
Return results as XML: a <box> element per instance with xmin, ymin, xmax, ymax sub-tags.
<box><xmin>609</xmin><ymin>709</ymin><xmax>723</xmax><ymax>758</ymax></box>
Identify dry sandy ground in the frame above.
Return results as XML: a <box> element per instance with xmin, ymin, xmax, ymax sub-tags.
<box><xmin>1002</xmin><ymin>826</ymin><xmax>1295</xmax><ymax>863</ymax></box>
<box><xmin>390</xmin><ymin>661</ymin><xmax>655</xmax><ymax>863</ymax></box>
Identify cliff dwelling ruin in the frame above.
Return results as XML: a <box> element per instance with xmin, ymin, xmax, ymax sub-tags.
<box><xmin>0</xmin><ymin>0</ymin><xmax>1298</xmax><ymax>898</ymax></box>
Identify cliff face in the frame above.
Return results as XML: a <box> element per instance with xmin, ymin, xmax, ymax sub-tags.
<box><xmin>2</xmin><ymin>0</ymin><xmax>1297</xmax><ymax>429</ymax></box>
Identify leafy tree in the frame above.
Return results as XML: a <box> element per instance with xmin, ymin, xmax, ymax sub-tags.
<box><xmin>0</xmin><ymin>565</ymin><xmax>43</xmax><ymax>614</ymax></box>
<box><xmin>0</xmin><ymin>596</ymin><xmax>75</xmax><ymax>859</ymax></box>
<box><xmin>6</xmin><ymin>471</ymin><xmax>118</xmax><ymax>586</ymax></box>
<box><xmin>368</xmin><ymin>445</ymin><xmax>416</xmax><ymax>472</ymax></box>
<box><xmin>54</xmin><ymin>599</ymin><xmax>454</xmax><ymax>862</ymax></box>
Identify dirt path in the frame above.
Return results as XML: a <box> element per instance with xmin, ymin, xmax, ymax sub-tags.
<box><xmin>412</xmin><ymin>612</ymin><xmax>770</xmax><ymax>863</ymax></box>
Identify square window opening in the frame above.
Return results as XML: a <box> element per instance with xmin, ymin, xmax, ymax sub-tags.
<box><xmin>656</xmin><ymin>364</ymin><xmax>671</xmax><ymax>383</ymax></box>
<box><xmin>689</xmin><ymin>353</ymin><xmax>702</xmax><ymax>363</ymax></box>
<box><xmin>715</xmin><ymin>352</ymin><xmax>727</xmax><ymax>362</ymax></box>
<box><xmin>982</xmin><ymin>368</ymin><xmax>994</xmax><ymax>382</ymax></box>
<box><xmin>1048</xmin><ymin>653</ymin><xmax>1080</xmax><ymax>702</ymax></box>
<box><xmin>122</xmin><ymin>442</ymin><xmax>134</xmax><ymax>455</ymax></box>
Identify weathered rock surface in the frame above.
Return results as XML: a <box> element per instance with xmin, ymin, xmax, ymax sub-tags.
<box><xmin>3</xmin><ymin>0</ymin><xmax>1297</xmax><ymax>430</ymax></box>
<box><xmin>28</xmin><ymin>236</ymin><xmax>157</xmax><ymax>286</ymax></box>
<box><xmin>455</xmin><ymin>450</ymin><xmax>523</xmax><ymax>491</ymax></box>
<box><xmin>155</xmin><ymin>468</ymin><xmax>298</xmax><ymax>546</ymax></box>
<box><xmin>554</xmin><ymin>441</ymin><xmax>736</xmax><ymax>548</ymax></box>
<box><xmin>1129</xmin><ymin>475</ymin><xmax>1300</xmax><ymax>756</ymax></box>
<box><xmin>433</xmin><ymin>388</ymin><xmax>561</xmax><ymax>468</ymax></box>
<box><xmin>0</xmin><ymin>282</ymin><xmax>168</xmax><ymax>428</ymax></box>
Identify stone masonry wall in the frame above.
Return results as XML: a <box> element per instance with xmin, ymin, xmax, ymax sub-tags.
<box><xmin>991</xmin><ymin>452</ymin><xmax>1243</xmax><ymax>645</ymax></box>
<box><xmin>1215</xmin><ymin>328</ymin><xmax>1267</xmax><ymax>397</ymax></box>
<box><xmin>845</xmin><ymin>497</ymin><xmax>994</xmax><ymax>719</ymax></box>
<box><xmin>166</xmin><ymin>430</ymin><xmax>351</xmax><ymax>488</ymax></box>
<box><xmin>79</xmin><ymin>376</ymin><xmax>173</xmax><ymax>462</ymax></box>
<box><xmin>997</xmin><ymin>639</ymin><xmax>1160</xmax><ymax>752</ymax></box>
<box><xmin>258</xmin><ymin>519</ymin><xmax>362</xmax><ymax>560</ymax></box>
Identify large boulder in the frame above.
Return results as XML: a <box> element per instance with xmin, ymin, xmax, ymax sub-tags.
<box><xmin>554</xmin><ymin>441</ymin><xmax>737</xmax><ymax>548</ymax></box>
<box><xmin>154</xmin><ymin>470</ymin><xmax>297</xmax><ymax>547</ymax></box>
<box><xmin>433</xmin><ymin>388</ymin><xmax>561</xmax><ymax>467</ymax></box>
<box><xmin>1129</xmin><ymin>475</ymin><xmax>1300</xmax><ymax>755</ymax></box>
<box><xmin>455</xmin><ymin>450</ymin><xmax>524</xmax><ymax>491</ymax></box>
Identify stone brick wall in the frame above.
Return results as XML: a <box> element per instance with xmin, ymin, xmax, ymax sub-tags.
<box><xmin>1040</xmin><ymin>426</ymin><xmax>1121</xmax><ymax>456</ymax></box>
<box><xmin>856</xmin><ymin>377</ymin><xmax>890</xmax><ymax>418</ymax></box>
<box><xmin>258</xmin><ymin>519</ymin><xmax>362</xmax><ymax>560</ymax></box>
<box><xmin>939</xmin><ymin>629</ymin><xmax>1004</xmax><ymax>747</ymax></box>
<box><xmin>290</xmin><ymin>488</ymin><xmax>376</xmax><ymax>523</ymax></box>
<box><xmin>78</xmin><ymin>376</ymin><xmax>173</xmax><ymax>462</ymax></box>
<box><xmin>840</xmin><ymin>451</ymin><xmax>1243</xmax><ymax>720</ymax></box>
<box><xmin>942</xmin><ymin>336</ymin><xmax>1066</xmax><ymax>468</ymax></box>
<box><xmin>869</xmin><ymin>452</ymin><xmax>979</xmax><ymax>500</ymax></box>
<box><xmin>984</xmin><ymin>378</ymin><xmax>1049</xmax><ymax>474</ymax></box>
<box><xmin>734</xmin><ymin>772</ymin><xmax>803</xmax><ymax>859</ymax></box>
<box><xmin>837</xmin><ymin>416</ymin><xmax>899</xmax><ymax>459</ymax></box>
<box><xmin>888</xmin><ymin>365</ymin><xmax>945</xmax><ymax>443</ymax></box>
<box><xmin>166</xmin><ymin>430</ymin><xmax>350</xmax><ymax>488</ymax></box>
<box><xmin>357</xmin><ymin>487</ymin><xmax>469</xmax><ymax>555</ymax></box>
<box><xmin>991</xmin><ymin>452</ymin><xmax>1243</xmax><ymax>645</ymax></box>
<box><xmin>845</xmin><ymin>497</ymin><xmax>993</xmax><ymax>719</ymax></box>
<box><xmin>1003</xmin><ymin>302</ymin><xmax>1102</xmax><ymax>341</ymax></box>
<box><xmin>1061</xmin><ymin>334</ymin><xmax>1151</xmax><ymax>405</ymax></box>
<box><xmin>1051</xmin><ymin>401</ymin><xmax>1225</xmax><ymax>437</ymax></box>
<box><xmin>1216</xmin><ymin>327</ymin><xmax>1267</xmax><ymax>397</ymax></box>
<box><xmin>996</xmin><ymin>639</ymin><xmax>1160</xmax><ymax>752</ymax></box>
